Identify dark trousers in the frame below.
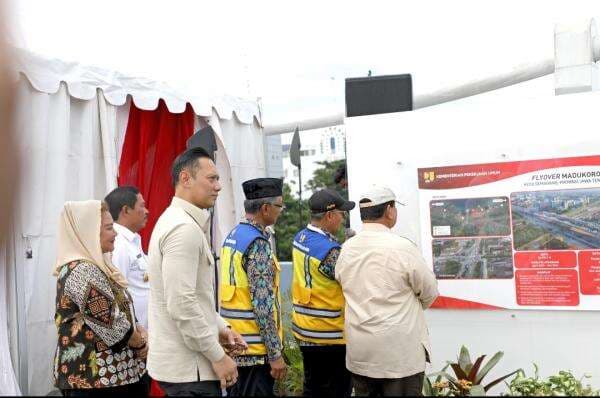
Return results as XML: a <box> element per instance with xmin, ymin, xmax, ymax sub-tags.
<box><xmin>352</xmin><ymin>372</ymin><xmax>424</xmax><ymax>397</ymax></box>
<box><xmin>227</xmin><ymin>363</ymin><xmax>274</xmax><ymax>397</ymax></box>
<box><xmin>61</xmin><ymin>386</ymin><xmax>131</xmax><ymax>397</ymax></box>
<box><xmin>158</xmin><ymin>380</ymin><xmax>221</xmax><ymax>397</ymax></box>
<box><xmin>61</xmin><ymin>373</ymin><xmax>151</xmax><ymax>397</ymax></box>
<box><xmin>300</xmin><ymin>345</ymin><xmax>352</xmax><ymax>398</ymax></box>
<box><xmin>136</xmin><ymin>372</ymin><xmax>151</xmax><ymax>396</ymax></box>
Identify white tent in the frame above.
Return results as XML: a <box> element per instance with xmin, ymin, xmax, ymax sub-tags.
<box><xmin>1</xmin><ymin>48</ymin><xmax>269</xmax><ymax>395</ymax></box>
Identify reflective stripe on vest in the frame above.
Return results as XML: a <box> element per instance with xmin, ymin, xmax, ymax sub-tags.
<box><xmin>292</xmin><ymin>227</ymin><xmax>345</xmax><ymax>344</ymax></box>
<box><xmin>242</xmin><ymin>334</ymin><xmax>263</xmax><ymax>344</ymax></box>
<box><xmin>293</xmin><ymin>304</ymin><xmax>341</xmax><ymax>318</ymax></box>
<box><xmin>220</xmin><ymin>223</ymin><xmax>283</xmax><ymax>356</ymax></box>
<box><xmin>220</xmin><ymin>308</ymin><xmax>255</xmax><ymax>320</ymax></box>
<box><xmin>292</xmin><ymin>323</ymin><xmax>344</xmax><ymax>340</ymax></box>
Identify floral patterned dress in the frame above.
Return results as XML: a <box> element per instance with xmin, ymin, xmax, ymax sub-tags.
<box><xmin>53</xmin><ymin>260</ymin><xmax>146</xmax><ymax>390</ymax></box>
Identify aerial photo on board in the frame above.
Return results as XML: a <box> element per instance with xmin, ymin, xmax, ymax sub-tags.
<box><xmin>511</xmin><ymin>189</ymin><xmax>600</xmax><ymax>251</ymax></box>
<box><xmin>430</xmin><ymin>197</ymin><xmax>511</xmax><ymax>238</ymax></box>
<box><xmin>432</xmin><ymin>237</ymin><xmax>514</xmax><ymax>279</ymax></box>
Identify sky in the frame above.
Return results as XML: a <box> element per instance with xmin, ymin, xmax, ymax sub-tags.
<box><xmin>8</xmin><ymin>0</ymin><xmax>600</xmax><ymax>126</ymax></box>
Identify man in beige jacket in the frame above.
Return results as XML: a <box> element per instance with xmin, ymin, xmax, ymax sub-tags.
<box><xmin>335</xmin><ymin>186</ymin><xmax>439</xmax><ymax>397</ymax></box>
<box><xmin>147</xmin><ymin>147</ymin><xmax>247</xmax><ymax>396</ymax></box>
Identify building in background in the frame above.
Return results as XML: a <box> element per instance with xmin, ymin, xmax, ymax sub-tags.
<box><xmin>278</xmin><ymin>125</ymin><xmax>346</xmax><ymax>197</ymax></box>
<box><xmin>264</xmin><ymin>134</ymin><xmax>284</xmax><ymax>178</ymax></box>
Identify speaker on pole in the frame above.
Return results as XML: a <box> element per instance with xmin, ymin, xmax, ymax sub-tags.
<box><xmin>345</xmin><ymin>74</ymin><xmax>413</xmax><ymax>117</ymax></box>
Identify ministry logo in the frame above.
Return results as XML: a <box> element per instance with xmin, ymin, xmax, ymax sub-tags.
<box><xmin>424</xmin><ymin>171</ymin><xmax>435</xmax><ymax>183</ymax></box>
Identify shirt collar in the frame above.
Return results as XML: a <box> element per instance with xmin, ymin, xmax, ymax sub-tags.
<box><xmin>361</xmin><ymin>223</ymin><xmax>392</xmax><ymax>233</ymax></box>
<box><xmin>171</xmin><ymin>197</ymin><xmax>211</xmax><ymax>233</ymax></box>
<box><xmin>307</xmin><ymin>223</ymin><xmax>338</xmax><ymax>242</ymax></box>
<box><xmin>243</xmin><ymin>218</ymin><xmax>270</xmax><ymax>238</ymax></box>
<box><xmin>113</xmin><ymin>222</ymin><xmax>139</xmax><ymax>243</ymax></box>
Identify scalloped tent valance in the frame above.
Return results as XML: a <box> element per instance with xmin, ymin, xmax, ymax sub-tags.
<box><xmin>13</xmin><ymin>48</ymin><xmax>262</xmax><ymax>125</ymax></box>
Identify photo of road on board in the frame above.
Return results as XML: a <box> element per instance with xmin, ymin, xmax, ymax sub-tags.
<box><xmin>432</xmin><ymin>237</ymin><xmax>514</xmax><ymax>279</ymax></box>
<box><xmin>430</xmin><ymin>197</ymin><xmax>511</xmax><ymax>238</ymax></box>
<box><xmin>511</xmin><ymin>189</ymin><xmax>600</xmax><ymax>251</ymax></box>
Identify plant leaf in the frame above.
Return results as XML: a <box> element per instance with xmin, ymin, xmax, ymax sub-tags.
<box><xmin>484</xmin><ymin>369</ymin><xmax>521</xmax><ymax>392</ymax></box>
<box><xmin>467</xmin><ymin>355</ymin><xmax>486</xmax><ymax>382</ymax></box>
<box><xmin>470</xmin><ymin>384</ymin><xmax>486</xmax><ymax>396</ymax></box>
<box><xmin>422</xmin><ymin>374</ymin><xmax>433</xmax><ymax>396</ymax></box>
<box><xmin>434</xmin><ymin>364</ymin><xmax>450</xmax><ymax>383</ymax></box>
<box><xmin>458</xmin><ymin>345</ymin><xmax>472</xmax><ymax>371</ymax></box>
<box><xmin>475</xmin><ymin>351</ymin><xmax>504</xmax><ymax>384</ymax></box>
<box><xmin>429</xmin><ymin>371</ymin><xmax>458</xmax><ymax>385</ymax></box>
<box><xmin>451</xmin><ymin>363</ymin><xmax>469</xmax><ymax>381</ymax></box>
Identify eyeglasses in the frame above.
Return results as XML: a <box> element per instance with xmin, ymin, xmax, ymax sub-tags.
<box><xmin>271</xmin><ymin>203</ymin><xmax>286</xmax><ymax>211</ymax></box>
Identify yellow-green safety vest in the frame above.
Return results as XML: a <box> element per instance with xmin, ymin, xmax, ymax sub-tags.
<box><xmin>292</xmin><ymin>226</ymin><xmax>345</xmax><ymax>344</ymax></box>
<box><xmin>220</xmin><ymin>223</ymin><xmax>283</xmax><ymax>356</ymax></box>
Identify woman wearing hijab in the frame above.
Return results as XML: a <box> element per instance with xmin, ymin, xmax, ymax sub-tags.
<box><xmin>52</xmin><ymin>200</ymin><xmax>148</xmax><ymax>396</ymax></box>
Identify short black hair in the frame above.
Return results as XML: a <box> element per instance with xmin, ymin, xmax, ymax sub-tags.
<box><xmin>105</xmin><ymin>186</ymin><xmax>140</xmax><ymax>221</ymax></box>
<box><xmin>359</xmin><ymin>199</ymin><xmax>394</xmax><ymax>221</ymax></box>
<box><xmin>171</xmin><ymin>147</ymin><xmax>213</xmax><ymax>188</ymax></box>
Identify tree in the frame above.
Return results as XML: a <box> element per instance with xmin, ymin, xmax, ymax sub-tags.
<box><xmin>274</xmin><ymin>184</ymin><xmax>308</xmax><ymax>261</ymax></box>
<box><xmin>305</xmin><ymin>159</ymin><xmax>347</xmax><ymax>199</ymax></box>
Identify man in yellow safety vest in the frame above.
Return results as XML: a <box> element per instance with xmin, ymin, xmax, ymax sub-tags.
<box><xmin>220</xmin><ymin>178</ymin><xmax>287</xmax><ymax>397</ymax></box>
<box><xmin>291</xmin><ymin>188</ymin><xmax>355</xmax><ymax>397</ymax></box>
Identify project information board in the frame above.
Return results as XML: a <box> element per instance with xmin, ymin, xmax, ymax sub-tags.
<box><xmin>418</xmin><ymin>155</ymin><xmax>600</xmax><ymax>310</ymax></box>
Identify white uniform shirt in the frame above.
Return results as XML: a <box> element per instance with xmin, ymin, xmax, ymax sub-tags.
<box><xmin>112</xmin><ymin>222</ymin><xmax>150</xmax><ymax>329</ymax></box>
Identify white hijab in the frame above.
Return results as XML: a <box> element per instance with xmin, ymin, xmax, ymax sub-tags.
<box><xmin>53</xmin><ymin>200</ymin><xmax>128</xmax><ymax>288</ymax></box>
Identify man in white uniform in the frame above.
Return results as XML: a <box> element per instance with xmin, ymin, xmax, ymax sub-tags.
<box><xmin>105</xmin><ymin>186</ymin><xmax>150</xmax><ymax>328</ymax></box>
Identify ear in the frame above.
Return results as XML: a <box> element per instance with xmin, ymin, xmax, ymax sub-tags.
<box><xmin>261</xmin><ymin>203</ymin><xmax>269</xmax><ymax>217</ymax></box>
<box><xmin>385</xmin><ymin>204</ymin><xmax>394</xmax><ymax>219</ymax></box>
<box><xmin>120</xmin><ymin>205</ymin><xmax>128</xmax><ymax>217</ymax></box>
<box><xmin>179</xmin><ymin>169</ymin><xmax>191</xmax><ymax>187</ymax></box>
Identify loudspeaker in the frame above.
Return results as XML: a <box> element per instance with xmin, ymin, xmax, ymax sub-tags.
<box><xmin>345</xmin><ymin>74</ymin><xmax>413</xmax><ymax>117</ymax></box>
<box><xmin>187</xmin><ymin>125</ymin><xmax>218</xmax><ymax>158</ymax></box>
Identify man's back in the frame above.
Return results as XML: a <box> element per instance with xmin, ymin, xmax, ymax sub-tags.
<box><xmin>335</xmin><ymin>223</ymin><xmax>438</xmax><ymax>379</ymax></box>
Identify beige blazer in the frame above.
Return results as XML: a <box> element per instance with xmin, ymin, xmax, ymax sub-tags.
<box><xmin>335</xmin><ymin>223</ymin><xmax>439</xmax><ymax>379</ymax></box>
<box><xmin>147</xmin><ymin>197</ymin><xmax>228</xmax><ymax>383</ymax></box>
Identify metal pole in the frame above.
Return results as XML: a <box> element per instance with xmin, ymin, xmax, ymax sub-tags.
<box><xmin>298</xmin><ymin>165</ymin><xmax>302</xmax><ymax>228</ymax></box>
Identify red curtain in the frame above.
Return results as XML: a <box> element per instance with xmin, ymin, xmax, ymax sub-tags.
<box><xmin>118</xmin><ymin>100</ymin><xmax>196</xmax><ymax>251</ymax></box>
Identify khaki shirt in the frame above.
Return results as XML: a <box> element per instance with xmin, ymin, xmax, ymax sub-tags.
<box><xmin>335</xmin><ymin>223</ymin><xmax>439</xmax><ymax>379</ymax></box>
<box><xmin>147</xmin><ymin>197</ymin><xmax>228</xmax><ymax>383</ymax></box>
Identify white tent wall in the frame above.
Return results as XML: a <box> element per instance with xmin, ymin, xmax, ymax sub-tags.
<box><xmin>3</xmin><ymin>51</ymin><xmax>267</xmax><ymax>395</ymax></box>
<box><xmin>1</xmin><ymin>242</ymin><xmax>20</xmax><ymax>395</ymax></box>
<box><xmin>344</xmin><ymin>78</ymin><xmax>600</xmax><ymax>394</ymax></box>
<box><xmin>208</xmin><ymin>110</ymin><xmax>267</xmax><ymax>251</ymax></box>
<box><xmin>12</xmin><ymin>78</ymin><xmax>121</xmax><ymax>395</ymax></box>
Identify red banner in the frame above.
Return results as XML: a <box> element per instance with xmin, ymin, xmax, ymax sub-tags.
<box><xmin>514</xmin><ymin>251</ymin><xmax>577</xmax><ymax>269</ymax></box>
<box><xmin>515</xmin><ymin>269</ymin><xmax>579</xmax><ymax>306</ymax></box>
<box><xmin>578</xmin><ymin>251</ymin><xmax>600</xmax><ymax>295</ymax></box>
<box><xmin>418</xmin><ymin>155</ymin><xmax>600</xmax><ymax>190</ymax></box>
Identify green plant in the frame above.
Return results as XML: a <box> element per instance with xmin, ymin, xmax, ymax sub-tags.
<box><xmin>505</xmin><ymin>365</ymin><xmax>599</xmax><ymax>396</ymax></box>
<box><xmin>274</xmin><ymin>291</ymin><xmax>304</xmax><ymax>396</ymax></box>
<box><xmin>423</xmin><ymin>364</ymin><xmax>452</xmax><ymax>396</ymax></box>
<box><xmin>429</xmin><ymin>346</ymin><xmax>519</xmax><ymax>396</ymax></box>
